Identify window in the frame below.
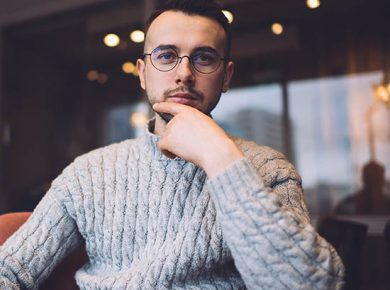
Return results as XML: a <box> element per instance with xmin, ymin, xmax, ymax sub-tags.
<box><xmin>289</xmin><ymin>72</ymin><xmax>390</xmax><ymax>218</ymax></box>
<box><xmin>213</xmin><ymin>83</ymin><xmax>284</xmax><ymax>153</ymax></box>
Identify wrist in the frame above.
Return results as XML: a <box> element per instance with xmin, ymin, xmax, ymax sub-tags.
<box><xmin>202</xmin><ymin>138</ymin><xmax>244</xmax><ymax>178</ymax></box>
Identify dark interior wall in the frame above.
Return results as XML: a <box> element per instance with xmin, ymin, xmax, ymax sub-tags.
<box><xmin>0</xmin><ymin>8</ymin><xmax>144</xmax><ymax>212</ymax></box>
<box><xmin>231</xmin><ymin>3</ymin><xmax>390</xmax><ymax>88</ymax></box>
<box><xmin>0</xmin><ymin>0</ymin><xmax>111</xmax><ymax>27</ymax></box>
<box><xmin>2</xmin><ymin>18</ymin><xmax>90</xmax><ymax>210</ymax></box>
<box><xmin>0</xmin><ymin>28</ymin><xmax>5</xmax><ymax>212</ymax></box>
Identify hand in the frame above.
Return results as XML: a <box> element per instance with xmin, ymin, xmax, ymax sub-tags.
<box><xmin>153</xmin><ymin>102</ymin><xmax>244</xmax><ymax>178</ymax></box>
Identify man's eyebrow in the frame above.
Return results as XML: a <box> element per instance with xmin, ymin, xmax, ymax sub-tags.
<box><xmin>153</xmin><ymin>45</ymin><xmax>218</xmax><ymax>52</ymax></box>
<box><xmin>153</xmin><ymin>44</ymin><xmax>178</xmax><ymax>51</ymax></box>
<box><xmin>192</xmin><ymin>46</ymin><xmax>218</xmax><ymax>53</ymax></box>
<box><xmin>149</xmin><ymin>45</ymin><xmax>220</xmax><ymax>55</ymax></box>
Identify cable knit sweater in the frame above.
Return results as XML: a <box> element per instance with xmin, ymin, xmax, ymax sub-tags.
<box><xmin>0</xmin><ymin>127</ymin><xmax>344</xmax><ymax>289</ymax></box>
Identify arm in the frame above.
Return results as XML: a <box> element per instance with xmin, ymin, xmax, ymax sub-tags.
<box><xmin>0</xmin><ymin>176</ymin><xmax>82</xmax><ymax>289</ymax></box>
<box><xmin>153</xmin><ymin>102</ymin><xmax>344</xmax><ymax>289</ymax></box>
<box><xmin>207</xmin><ymin>158</ymin><xmax>344</xmax><ymax>289</ymax></box>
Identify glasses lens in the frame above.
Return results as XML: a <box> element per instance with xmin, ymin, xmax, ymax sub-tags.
<box><xmin>151</xmin><ymin>47</ymin><xmax>178</xmax><ymax>71</ymax></box>
<box><xmin>191</xmin><ymin>51</ymin><xmax>221</xmax><ymax>73</ymax></box>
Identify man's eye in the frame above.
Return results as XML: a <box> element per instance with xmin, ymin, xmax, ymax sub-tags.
<box><xmin>156</xmin><ymin>52</ymin><xmax>176</xmax><ymax>62</ymax></box>
<box><xmin>192</xmin><ymin>53</ymin><xmax>216</xmax><ymax>65</ymax></box>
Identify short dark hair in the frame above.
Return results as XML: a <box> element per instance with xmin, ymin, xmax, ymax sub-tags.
<box><xmin>144</xmin><ymin>0</ymin><xmax>231</xmax><ymax>59</ymax></box>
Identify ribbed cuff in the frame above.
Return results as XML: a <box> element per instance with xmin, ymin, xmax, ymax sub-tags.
<box><xmin>0</xmin><ymin>249</ymin><xmax>34</xmax><ymax>289</ymax></box>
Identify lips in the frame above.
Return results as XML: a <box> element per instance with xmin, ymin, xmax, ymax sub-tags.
<box><xmin>167</xmin><ymin>93</ymin><xmax>198</xmax><ymax>105</ymax></box>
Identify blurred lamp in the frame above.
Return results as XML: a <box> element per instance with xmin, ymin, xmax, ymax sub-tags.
<box><xmin>372</xmin><ymin>83</ymin><xmax>390</xmax><ymax>109</ymax></box>
<box><xmin>87</xmin><ymin>70</ymin><xmax>99</xmax><ymax>81</ymax></box>
<box><xmin>271</xmin><ymin>23</ymin><xmax>283</xmax><ymax>35</ymax></box>
<box><xmin>130</xmin><ymin>112</ymin><xmax>148</xmax><ymax>128</ymax></box>
<box><xmin>222</xmin><ymin>10</ymin><xmax>234</xmax><ymax>24</ymax></box>
<box><xmin>104</xmin><ymin>33</ymin><xmax>120</xmax><ymax>47</ymax></box>
<box><xmin>306</xmin><ymin>0</ymin><xmax>321</xmax><ymax>9</ymax></box>
<box><xmin>97</xmin><ymin>73</ymin><xmax>108</xmax><ymax>84</ymax></box>
<box><xmin>130</xmin><ymin>30</ymin><xmax>145</xmax><ymax>43</ymax></box>
<box><xmin>122</xmin><ymin>62</ymin><xmax>136</xmax><ymax>74</ymax></box>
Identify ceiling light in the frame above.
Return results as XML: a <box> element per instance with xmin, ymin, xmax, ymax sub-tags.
<box><xmin>122</xmin><ymin>62</ymin><xmax>136</xmax><ymax>74</ymax></box>
<box><xmin>222</xmin><ymin>10</ymin><xmax>234</xmax><ymax>24</ymax></box>
<box><xmin>271</xmin><ymin>23</ymin><xmax>284</xmax><ymax>35</ymax></box>
<box><xmin>373</xmin><ymin>83</ymin><xmax>390</xmax><ymax>108</ymax></box>
<box><xmin>130</xmin><ymin>30</ymin><xmax>145</xmax><ymax>43</ymax></box>
<box><xmin>87</xmin><ymin>70</ymin><xmax>99</xmax><ymax>81</ymax></box>
<box><xmin>306</xmin><ymin>0</ymin><xmax>321</xmax><ymax>9</ymax></box>
<box><xmin>103</xmin><ymin>33</ymin><xmax>120</xmax><ymax>47</ymax></box>
<box><xmin>130</xmin><ymin>112</ymin><xmax>148</xmax><ymax>128</ymax></box>
<box><xmin>97</xmin><ymin>73</ymin><xmax>108</xmax><ymax>84</ymax></box>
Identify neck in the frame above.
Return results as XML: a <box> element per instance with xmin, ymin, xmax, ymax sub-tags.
<box><xmin>153</xmin><ymin>114</ymin><xmax>167</xmax><ymax>136</ymax></box>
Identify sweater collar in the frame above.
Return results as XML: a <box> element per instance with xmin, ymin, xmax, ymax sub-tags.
<box><xmin>143</xmin><ymin>118</ymin><xmax>187</xmax><ymax>162</ymax></box>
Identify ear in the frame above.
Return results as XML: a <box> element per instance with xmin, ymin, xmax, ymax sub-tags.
<box><xmin>136</xmin><ymin>58</ymin><xmax>146</xmax><ymax>90</ymax></box>
<box><xmin>222</xmin><ymin>60</ymin><xmax>234</xmax><ymax>92</ymax></box>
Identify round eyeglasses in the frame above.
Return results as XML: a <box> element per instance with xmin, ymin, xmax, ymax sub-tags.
<box><xmin>143</xmin><ymin>46</ymin><xmax>227</xmax><ymax>74</ymax></box>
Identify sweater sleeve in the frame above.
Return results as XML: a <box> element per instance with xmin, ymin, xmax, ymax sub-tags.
<box><xmin>206</xmin><ymin>158</ymin><xmax>345</xmax><ymax>290</ymax></box>
<box><xmin>0</xmin><ymin>176</ymin><xmax>82</xmax><ymax>289</ymax></box>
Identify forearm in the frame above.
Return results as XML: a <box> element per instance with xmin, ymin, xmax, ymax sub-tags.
<box><xmin>207</xmin><ymin>158</ymin><xmax>344</xmax><ymax>290</ymax></box>
<box><xmin>0</xmin><ymin>191</ymin><xmax>81</xmax><ymax>289</ymax></box>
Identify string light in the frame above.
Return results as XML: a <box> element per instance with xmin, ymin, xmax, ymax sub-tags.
<box><xmin>103</xmin><ymin>33</ymin><xmax>120</xmax><ymax>47</ymax></box>
<box><xmin>87</xmin><ymin>70</ymin><xmax>99</xmax><ymax>81</ymax></box>
<box><xmin>97</xmin><ymin>73</ymin><xmax>108</xmax><ymax>84</ymax></box>
<box><xmin>373</xmin><ymin>83</ymin><xmax>390</xmax><ymax>108</ymax></box>
<box><xmin>306</xmin><ymin>0</ymin><xmax>321</xmax><ymax>9</ymax></box>
<box><xmin>222</xmin><ymin>10</ymin><xmax>234</xmax><ymax>24</ymax></box>
<box><xmin>130</xmin><ymin>30</ymin><xmax>145</xmax><ymax>43</ymax></box>
<box><xmin>130</xmin><ymin>112</ymin><xmax>148</xmax><ymax>127</ymax></box>
<box><xmin>271</xmin><ymin>23</ymin><xmax>284</xmax><ymax>35</ymax></box>
<box><xmin>122</xmin><ymin>62</ymin><xmax>136</xmax><ymax>74</ymax></box>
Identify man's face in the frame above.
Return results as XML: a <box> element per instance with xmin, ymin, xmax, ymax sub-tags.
<box><xmin>137</xmin><ymin>11</ymin><xmax>234</xmax><ymax>117</ymax></box>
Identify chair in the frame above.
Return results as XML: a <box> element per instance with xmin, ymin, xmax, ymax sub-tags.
<box><xmin>0</xmin><ymin>212</ymin><xmax>88</xmax><ymax>289</ymax></box>
<box><xmin>384</xmin><ymin>221</ymin><xmax>390</xmax><ymax>245</ymax></box>
<box><xmin>318</xmin><ymin>217</ymin><xmax>368</xmax><ymax>290</ymax></box>
<box><xmin>384</xmin><ymin>221</ymin><xmax>390</xmax><ymax>288</ymax></box>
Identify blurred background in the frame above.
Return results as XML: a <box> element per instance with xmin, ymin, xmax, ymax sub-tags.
<box><xmin>0</xmin><ymin>0</ymin><xmax>389</xmax><ymax>288</ymax></box>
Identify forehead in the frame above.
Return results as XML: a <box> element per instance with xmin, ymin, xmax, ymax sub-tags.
<box><xmin>145</xmin><ymin>11</ymin><xmax>226</xmax><ymax>53</ymax></box>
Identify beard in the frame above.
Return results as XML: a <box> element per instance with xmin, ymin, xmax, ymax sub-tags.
<box><xmin>147</xmin><ymin>86</ymin><xmax>222</xmax><ymax>123</ymax></box>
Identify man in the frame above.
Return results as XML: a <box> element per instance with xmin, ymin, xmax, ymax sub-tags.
<box><xmin>0</xmin><ymin>0</ymin><xmax>344</xmax><ymax>289</ymax></box>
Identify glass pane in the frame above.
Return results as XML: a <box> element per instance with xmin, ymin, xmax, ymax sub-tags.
<box><xmin>289</xmin><ymin>72</ymin><xmax>390</xmax><ymax>219</ymax></box>
<box><xmin>213</xmin><ymin>84</ymin><xmax>284</xmax><ymax>153</ymax></box>
<box><xmin>103</xmin><ymin>102</ymin><xmax>150</xmax><ymax>145</ymax></box>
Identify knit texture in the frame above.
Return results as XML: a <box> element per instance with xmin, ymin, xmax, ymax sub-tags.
<box><xmin>0</xmin><ymin>128</ymin><xmax>344</xmax><ymax>289</ymax></box>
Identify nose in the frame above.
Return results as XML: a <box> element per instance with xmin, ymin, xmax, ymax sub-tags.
<box><xmin>175</xmin><ymin>56</ymin><xmax>195</xmax><ymax>86</ymax></box>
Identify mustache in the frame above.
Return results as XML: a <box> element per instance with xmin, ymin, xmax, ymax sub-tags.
<box><xmin>151</xmin><ymin>87</ymin><xmax>205</xmax><ymax>124</ymax></box>
<box><xmin>163</xmin><ymin>86</ymin><xmax>205</xmax><ymax>100</ymax></box>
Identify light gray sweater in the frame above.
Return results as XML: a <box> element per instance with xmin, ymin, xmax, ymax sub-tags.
<box><xmin>0</xmin><ymin>128</ymin><xmax>344</xmax><ymax>289</ymax></box>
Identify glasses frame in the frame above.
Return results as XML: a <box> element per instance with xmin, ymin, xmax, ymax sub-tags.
<box><xmin>143</xmin><ymin>47</ymin><xmax>227</xmax><ymax>74</ymax></box>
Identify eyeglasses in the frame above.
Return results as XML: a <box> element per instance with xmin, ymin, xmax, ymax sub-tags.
<box><xmin>143</xmin><ymin>46</ymin><xmax>227</xmax><ymax>74</ymax></box>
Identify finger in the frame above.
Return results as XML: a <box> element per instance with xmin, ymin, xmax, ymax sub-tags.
<box><xmin>152</xmin><ymin>102</ymin><xmax>188</xmax><ymax>116</ymax></box>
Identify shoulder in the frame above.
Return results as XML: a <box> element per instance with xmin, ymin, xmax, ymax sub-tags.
<box><xmin>55</xmin><ymin>138</ymin><xmax>141</xmax><ymax>182</ymax></box>
<box><xmin>73</xmin><ymin>138</ymin><xmax>141</xmax><ymax>167</ymax></box>
<box><xmin>232</xmin><ymin>136</ymin><xmax>301</xmax><ymax>188</ymax></box>
<box><xmin>76</xmin><ymin>138</ymin><xmax>139</xmax><ymax>161</ymax></box>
